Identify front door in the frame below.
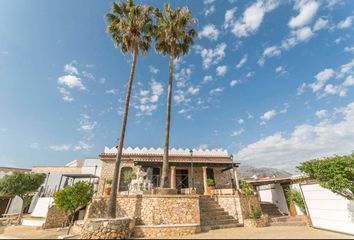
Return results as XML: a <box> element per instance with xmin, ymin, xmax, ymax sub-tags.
<box><xmin>176</xmin><ymin>169</ymin><xmax>189</xmax><ymax>190</ymax></box>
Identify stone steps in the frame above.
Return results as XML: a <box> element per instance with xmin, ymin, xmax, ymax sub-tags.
<box><xmin>260</xmin><ymin>202</ymin><xmax>284</xmax><ymax>217</ymax></box>
<box><xmin>199</xmin><ymin>196</ymin><xmax>240</xmax><ymax>232</ymax></box>
<box><xmin>269</xmin><ymin>216</ymin><xmax>307</xmax><ymax>226</ymax></box>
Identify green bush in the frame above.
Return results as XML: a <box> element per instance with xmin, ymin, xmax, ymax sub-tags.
<box><xmin>207</xmin><ymin>178</ymin><xmax>214</xmax><ymax>187</ymax></box>
<box><xmin>286</xmin><ymin>188</ymin><xmax>307</xmax><ymax>215</ymax></box>
<box><xmin>298</xmin><ymin>153</ymin><xmax>354</xmax><ymax>199</ymax></box>
<box><xmin>123</xmin><ymin>171</ymin><xmax>136</xmax><ymax>184</ymax></box>
<box><xmin>248</xmin><ymin>209</ymin><xmax>262</xmax><ymax>220</ymax></box>
<box><xmin>240</xmin><ymin>179</ymin><xmax>253</xmax><ymax>196</ymax></box>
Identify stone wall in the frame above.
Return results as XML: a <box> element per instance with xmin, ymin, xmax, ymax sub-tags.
<box><xmin>43</xmin><ymin>206</ymin><xmax>68</xmax><ymax>229</ymax></box>
<box><xmin>134</xmin><ymin>224</ymin><xmax>201</xmax><ymax>238</ymax></box>
<box><xmin>80</xmin><ymin>218</ymin><xmax>134</xmax><ymax>239</ymax></box>
<box><xmin>214</xmin><ymin>168</ymin><xmax>233</xmax><ymax>189</ymax></box>
<box><xmin>212</xmin><ymin>192</ymin><xmax>261</xmax><ymax>224</ymax></box>
<box><xmin>239</xmin><ymin>194</ymin><xmax>261</xmax><ymax>221</ymax></box>
<box><xmin>86</xmin><ymin>195</ymin><xmax>200</xmax><ymax>225</ymax></box>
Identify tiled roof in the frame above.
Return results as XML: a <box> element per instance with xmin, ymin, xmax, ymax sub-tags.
<box><xmin>102</xmin><ymin>146</ymin><xmax>230</xmax><ymax>157</ymax></box>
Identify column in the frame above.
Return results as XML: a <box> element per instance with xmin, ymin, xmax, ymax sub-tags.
<box><xmin>202</xmin><ymin>166</ymin><xmax>208</xmax><ymax>195</ymax></box>
<box><xmin>170</xmin><ymin>166</ymin><xmax>176</xmax><ymax>189</ymax></box>
<box><xmin>233</xmin><ymin>166</ymin><xmax>240</xmax><ymax>190</ymax></box>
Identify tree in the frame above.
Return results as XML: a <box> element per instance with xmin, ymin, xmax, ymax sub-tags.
<box><xmin>53</xmin><ymin>181</ymin><xmax>94</xmax><ymax>235</ymax></box>
<box><xmin>298</xmin><ymin>153</ymin><xmax>354</xmax><ymax>199</ymax></box>
<box><xmin>106</xmin><ymin>0</ymin><xmax>154</xmax><ymax>218</ymax></box>
<box><xmin>0</xmin><ymin>172</ymin><xmax>46</xmax><ymax>222</ymax></box>
<box><xmin>154</xmin><ymin>3</ymin><xmax>197</xmax><ymax>188</ymax></box>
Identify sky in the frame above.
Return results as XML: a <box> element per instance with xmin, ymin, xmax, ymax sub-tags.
<box><xmin>0</xmin><ymin>0</ymin><xmax>353</xmax><ymax>172</ymax></box>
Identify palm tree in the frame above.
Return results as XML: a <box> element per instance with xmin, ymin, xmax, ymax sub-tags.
<box><xmin>106</xmin><ymin>0</ymin><xmax>154</xmax><ymax>218</ymax></box>
<box><xmin>154</xmin><ymin>4</ymin><xmax>197</xmax><ymax>188</ymax></box>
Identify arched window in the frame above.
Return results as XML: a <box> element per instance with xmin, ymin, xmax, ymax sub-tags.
<box><xmin>119</xmin><ymin>167</ymin><xmax>133</xmax><ymax>192</ymax></box>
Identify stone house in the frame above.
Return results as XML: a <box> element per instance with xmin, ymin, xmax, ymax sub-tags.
<box><xmin>98</xmin><ymin>146</ymin><xmax>236</xmax><ymax>195</ymax></box>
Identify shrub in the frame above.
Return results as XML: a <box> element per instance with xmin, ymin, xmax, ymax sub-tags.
<box><xmin>207</xmin><ymin>178</ymin><xmax>214</xmax><ymax>187</ymax></box>
<box><xmin>240</xmin><ymin>179</ymin><xmax>253</xmax><ymax>196</ymax></box>
<box><xmin>286</xmin><ymin>188</ymin><xmax>307</xmax><ymax>215</ymax></box>
<box><xmin>248</xmin><ymin>209</ymin><xmax>262</xmax><ymax>220</ymax></box>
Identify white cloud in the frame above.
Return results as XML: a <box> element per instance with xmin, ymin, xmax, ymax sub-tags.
<box><xmin>105</xmin><ymin>89</ymin><xmax>118</xmax><ymax>95</ymax></box>
<box><xmin>30</xmin><ymin>142</ymin><xmax>39</xmax><ymax>149</ymax></box>
<box><xmin>343</xmin><ymin>75</ymin><xmax>354</xmax><ymax>87</ymax></box>
<box><xmin>199</xmin><ymin>24</ymin><xmax>220</xmax><ymax>41</ymax></box>
<box><xmin>174</xmin><ymin>90</ymin><xmax>190</xmax><ymax>104</ymax></box>
<box><xmin>149</xmin><ymin>65</ymin><xmax>160</xmax><ymax>74</ymax></box>
<box><xmin>275</xmin><ymin>66</ymin><xmax>286</xmax><ymax>74</ymax></box>
<box><xmin>57</xmin><ymin>87</ymin><xmax>74</xmax><ymax>102</ymax></box>
<box><xmin>313</xmin><ymin>17</ymin><xmax>329</xmax><ymax>31</ymax></box>
<box><xmin>210</xmin><ymin>87</ymin><xmax>224</xmax><ymax>95</ymax></box>
<box><xmin>58</xmin><ymin>75</ymin><xmax>86</xmax><ymax>90</ymax></box>
<box><xmin>174</xmin><ymin>67</ymin><xmax>193</xmax><ymax>88</ymax></box>
<box><xmin>99</xmin><ymin>77</ymin><xmax>106</xmax><ymax>84</ymax></box>
<box><xmin>236</xmin><ymin>101</ymin><xmax>354</xmax><ymax>171</ymax></box>
<box><xmin>310</xmin><ymin>68</ymin><xmax>335</xmax><ymax>92</ymax></box>
<box><xmin>288</xmin><ymin>0</ymin><xmax>319</xmax><ymax>29</ymax></box>
<box><xmin>203</xmin><ymin>0</ymin><xmax>215</xmax><ymax>4</ymax></box>
<box><xmin>231</xmin><ymin>129</ymin><xmax>244</xmax><ymax>137</ymax></box>
<box><xmin>344</xmin><ymin>45</ymin><xmax>354</xmax><ymax>54</ymax></box>
<box><xmin>50</xmin><ymin>144</ymin><xmax>71</xmax><ymax>151</ymax></box>
<box><xmin>224</xmin><ymin>7</ymin><xmax>237</xmax><ymax>29</ymax></box>
<box><xmin>74</xmin><ymin>141</ymin><xmax>93</xmax><ymax>151</ymax></box>
<box><xmin>195</xmin><ymin>43</ymin><xmax>227</xmax><ymax>69</ymax></box>
<box><xmin>246</xmin><ymin>72</ymin><xmax>255</xmax><ymax>78</ymax></box>
<box><xmin>315</xmin><ymin>109</ymin><xmax>328</xmax><ymax>119</ymax></box>
<box><xmin>247</xmin><ymin>112</ymin><xmax>254</xmax><ymax>119</ymax></box>
<box><xmin>198</xmin><ymin>144</ymin><xmax>209</xmax><ymax>149</ymax></box>
<box><xmin>323</xmin><ymin>84</ymin><xmax>346</xmax><ymax>97</ymax></box>
<box><xmin>337</xmin><ymin>16</ymin><xmax>353</xmax><ymax>29</ymax></box>
<box><xmin>260</xmin><ymin>109</ymin><xmax>276</xmax><ymax>124</ymax></box>
<box><xmin>236</xmin><ymin>54</ymin><xmax>248</xmax><ymax>69</ymax></box>
<box><xmin>135</xmin><ymin>79</ymin><xmax>164</xmax><ymax>115</ymax></box>
<box><xmin>216</xmin><ymin>65</ymin><xmax>228</xmax><ymax>76</ymax></box>
<box><xmin>204</xmin><ymin>5</ymin><xmax>215</xmax><ymax>16</ymax></box>
<box><xmin>78</xmin><ymin>118</ymin><xmax>97</xmax><ymax>132</ymax></box>
<box><xmin>64</xmin><ymin>61</ymin><xmax>79</xmax><ymax>75</ymax></box>
<box><xmin>203</xmin><ymin>75</ymin><xmax>213</xmax><ymax>83</ymax></box>
<box><xmin>231</xmin><ymin>0</ymin><xmax>280</xmax><ymax>37</ymax></box>
<box><xmin>230</xmin><ymin>80</ymin><xmax>239</xmax><ymax>87</ymax></box>
<box><xmin>238</xmin><ymin>118</ymin><xmax>244</xmax><ymax>124</ymax></box>
<box><xmin>188</xmin><ymin>86</ymin><xmax>200</xmax><ymax>95</ymax></box>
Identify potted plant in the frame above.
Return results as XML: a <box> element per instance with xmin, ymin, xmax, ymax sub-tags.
<box><xmin>104</xmin><ymin>179</ymin><xmax>112</xmax><ymax>196</ymax></box>
<box><xmin>206</xmin><ymin>178</ymin><xmax>215</xmax><ymax>194</ymax></box>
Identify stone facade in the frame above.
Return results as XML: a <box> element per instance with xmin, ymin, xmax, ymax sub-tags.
<box><xmin>98</xmin><ymin>159</ymin><xmax>232</xmax><ymax>196</ymax></box>
<box><xmin>43</xmin><ymin>206</ymin><xmax>68</xmax><ymax>229</ymax></box>
<box><xmin>80</xmin><ymin>218</ymin><xmax>134</xmax><ymax>239</ymax></box>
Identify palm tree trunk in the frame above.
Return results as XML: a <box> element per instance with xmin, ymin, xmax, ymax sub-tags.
<box><xmin>160</xmin><ymin>53</ymin><xmax>174</xmax><ymax>189</ymax></box>
<box><xmin>108</xmin><ymin>47</ymin><xmax>138</xmax><ymax>218</ymax></box>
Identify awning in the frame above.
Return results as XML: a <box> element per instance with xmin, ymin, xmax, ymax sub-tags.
<box><xmin>61</xmin><ymin>173</ymin><xmax>99</xmax><ymax>179</ymax></box>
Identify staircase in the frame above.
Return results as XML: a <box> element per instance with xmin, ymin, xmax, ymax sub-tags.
<box><xmin>261</xmin><ymin>202</ymin><xmax>306</xmax><ymax>226</ymax></box>
<box><xmin>199</xmin><ymin>196</ymin><xmax>242</xmax><ymax>232</ymax></box>
<box><xmin>260</xmin><ymin>202</ymin><xmax>284</xmax><ymax>217</ymax></box>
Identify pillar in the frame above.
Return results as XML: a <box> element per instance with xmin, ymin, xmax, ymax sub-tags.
<box><xmin>170</xmin><ymin>166</ymin><xmax>176</xmax><ymax>189</ymax></box>
<box><xmin>202</xmin><ymin>166</ymin><xmax>208</xmax><ymax>195</ymax></box>
<box><xmin>233</xmin><ymin>166</ymin><xmax>240</xmax><ymax>190</ymax></box>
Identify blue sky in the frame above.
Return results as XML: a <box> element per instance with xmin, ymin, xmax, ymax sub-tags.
<box><xmin>0</xmin><ymin>0</ymin><xmax>353</xmax><ymax>172</ymax></box>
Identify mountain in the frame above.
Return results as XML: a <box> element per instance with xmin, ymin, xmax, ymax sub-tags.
<box><xmin>237</xmin><ymin>165</ymin><xmax>291</xmax><ymax>179</ymax></box>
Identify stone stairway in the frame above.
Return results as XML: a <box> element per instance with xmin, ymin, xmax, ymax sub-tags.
<box><xmin>199</xmin><ymin>196</ymin><xmax>242</xmax><ymax>232</ymax></box>
<box><xmin>261</xmin><ymin>202</ymin><xmax>306</xmax><ymax>226</ymax></box>
<box><xmin>260</xmin><ymin>202</ymin><xmax>284</xmax><ymax>217</ymax></box>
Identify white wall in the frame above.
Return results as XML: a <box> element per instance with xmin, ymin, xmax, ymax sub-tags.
<box><xmin>31</xmin><ymin>197</ymin><xmax>54</xmax><ymax>218</ymax></box>
<box><xmin>257</xmin><ymin>183</ymin><xmax>289</xmax><ymax>214</ymax></box>
<box><xmin>7</xmin><ymin>196</ymin><xmax>23</xmax><ymax>214</ymax></box>
<box><xmin>81</xmin><ymin>158</ymin><xmax>101</xmax><ymax>177</ymax></box>
<box><xmin>301</xmin><ymin>183</ymin><xmax>354</xmax><ymax>235</ymax></box>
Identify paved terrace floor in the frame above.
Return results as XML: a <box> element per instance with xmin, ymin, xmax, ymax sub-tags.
<box><xmin>0</xmin><ymin>225</ymin><xmax>352</xmax><ymax>239</ymax></box>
